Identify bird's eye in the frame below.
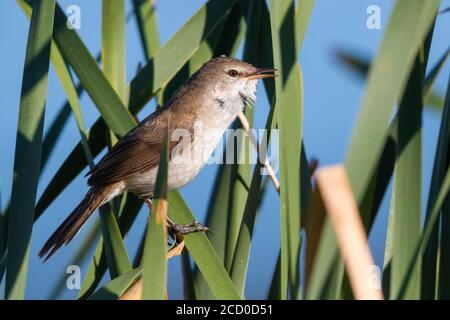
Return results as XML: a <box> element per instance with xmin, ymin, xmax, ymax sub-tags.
<box><xmin>228</xmin><ymin>69</ymin><xmax>238</xmax><ymax>77</ymax></box>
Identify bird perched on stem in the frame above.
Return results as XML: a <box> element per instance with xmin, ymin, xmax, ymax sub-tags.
<box><xmin>39</xmin><ymin>56</ymin><xmax>276</xmax><ymax>260</ymax></box>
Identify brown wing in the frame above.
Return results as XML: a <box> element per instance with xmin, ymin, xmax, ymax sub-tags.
<box><xmin>87</xmin><ymin>135</ymin><xmax>161</xmax><ymax>187</ymax></box>
<box><xmin>87</xmin><ymin>80</ymin><xmax>201</xmax><ymax>187</ymax></box>
<box><xmin>87</xmin><ymin>108</ymin><xmax>192</xmax><ymax>187</ymax></box>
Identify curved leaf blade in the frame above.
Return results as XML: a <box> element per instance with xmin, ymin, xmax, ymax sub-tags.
<box><xmin>5</xmin><ymin>0</ymin><xmax>56</xmax><ymax>299</ymax></box>
<box><xmin>89</xmin><ymin>268</ymin><xmax>142</xmax><ymax>300</ymax></box>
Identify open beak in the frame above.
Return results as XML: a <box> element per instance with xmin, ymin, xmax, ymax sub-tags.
<box><xmin>246</xmin><ymin>68</ymin><xmax>277</xmax><ymax>80</ymax></box>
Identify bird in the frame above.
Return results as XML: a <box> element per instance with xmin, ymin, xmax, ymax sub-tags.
<box><xmin>39</xmin><ymin>56</ymin><xmax>276</xmax><ymax>261</ymax></box>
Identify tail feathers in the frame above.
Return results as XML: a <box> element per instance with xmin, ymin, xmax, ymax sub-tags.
<box><xmin>39</xmin><ymin>187</ymin><xmax>108</xmax><ymax>261</ymax></box>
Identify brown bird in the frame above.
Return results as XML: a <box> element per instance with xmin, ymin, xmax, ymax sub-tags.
<box><xmin>39</xmin><ymin>56</ymin><xmax>276</xmax><ymax>260</ymax></box>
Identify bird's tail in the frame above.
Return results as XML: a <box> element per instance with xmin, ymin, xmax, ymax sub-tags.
<box><xmin>39</xmin><ymin>186</ymin><xmax>110</xmax><ymax>261</ymax></box>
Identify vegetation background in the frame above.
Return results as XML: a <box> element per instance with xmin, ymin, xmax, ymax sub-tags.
<box><xmin>0</xmin><ymin>0</ymin><xmax>449</xmax><ymax>299</ymax></box>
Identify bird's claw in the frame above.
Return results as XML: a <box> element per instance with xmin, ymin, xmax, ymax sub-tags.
<box><xmin>167</xmin><ymin>220</ymin><xmax>209</xmax><ymax>247</ymax></box>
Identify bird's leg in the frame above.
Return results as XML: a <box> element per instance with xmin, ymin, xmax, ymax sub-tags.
<box><xmin>144</xmin><ymin>198</ymin><xmax>153</xmax><ymax>210</ymax></box>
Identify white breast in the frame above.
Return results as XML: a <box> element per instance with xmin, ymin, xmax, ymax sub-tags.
<box><xmin>126</xmin><ymin>109</ymin><xmax>237</xmax><ymax>197</ymax></box>
<box><xmin>166</xmin><ymin>107</ymin><xmax>235</xmax><ymax>189</ymax></box>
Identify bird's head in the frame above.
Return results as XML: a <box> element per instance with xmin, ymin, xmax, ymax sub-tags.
<box><xmin>196</xmin><ymin>56</ymin><xmax>276</xmax><ymax>109</ymax></box>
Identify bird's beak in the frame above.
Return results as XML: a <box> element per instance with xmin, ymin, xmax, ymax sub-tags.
<box><xmin>246</xmin><ymin>68</ymin><xmax>277</xmax><ymax>80</ymax></box>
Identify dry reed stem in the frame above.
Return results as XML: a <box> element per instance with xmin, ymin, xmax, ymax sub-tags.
<box><xmin>315</xmin><ymin>165</ymin><xmax>383</xmax><ymax>300</ymax></box>
<box><xmin>119</xmin><ymin>240</ymin><xmax>185</xmax><ymax>300</ymax></box>
<box><xmin>237</xmin><ymin>111</ymin><xmax>280</xmax><ymax>192</ymax></box>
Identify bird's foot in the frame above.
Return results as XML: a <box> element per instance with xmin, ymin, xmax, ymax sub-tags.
<box><xmin>170</xmin><ymin>220</ymin><xmax>209</xmax><ymax>235</ymax></box>
<box><xmin>167</xmin><ymin>220</ymin><xmax>209</xmax><ymax>246</ymax></box>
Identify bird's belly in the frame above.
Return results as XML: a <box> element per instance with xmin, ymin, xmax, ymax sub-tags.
<box><xmin>168</xmin><ymin>132</ymin><xmax>221</xmax><ymax>188</ymax></box>
<box><xmin>125</xmin><ymin>132</ymin><xmax>223</xmax><ymax>197</ymax></box>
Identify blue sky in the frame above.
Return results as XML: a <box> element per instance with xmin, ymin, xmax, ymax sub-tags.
<box><xmin>0</xmin><ymin>0</ymin><xmax>449</xmax><ymax>299</ymax></box>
